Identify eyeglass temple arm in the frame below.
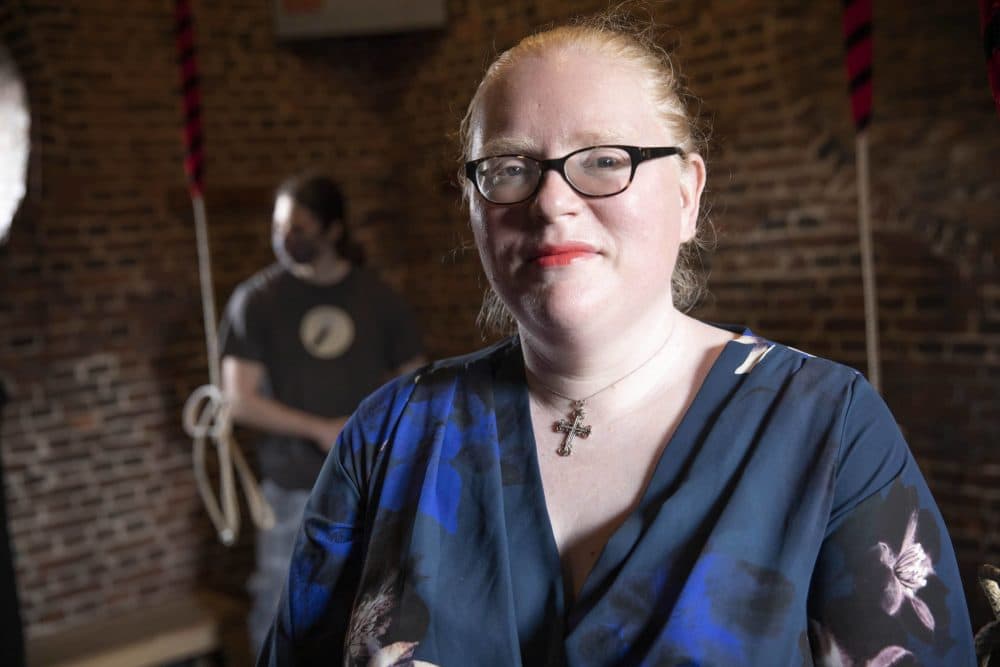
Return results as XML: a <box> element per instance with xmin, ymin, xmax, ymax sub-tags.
<box><xmin>639</xmin><ymin>146</ymin><xmax>685</xmax><ymax>160</ymax></box>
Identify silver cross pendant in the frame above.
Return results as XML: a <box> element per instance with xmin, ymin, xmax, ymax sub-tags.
<box><xmin>553</xmin><ymin>400</ymin><xmax>592</xmax><ymax>456</ymax></box>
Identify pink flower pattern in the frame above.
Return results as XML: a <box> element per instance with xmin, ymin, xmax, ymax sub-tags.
<box><xmin>346</xmin><ymin>571</ymin><xmax>440</xmax><ymax>667</ymax></box>
<box><xmin>878</xmin><ymin>509</ymin><xmax>936</xmax><ymax>631</ymax></box>
<box><xmin>367</xmin><ymin>640</ymin><xmax>438</xmax><ymax>667</ymax></box>
<box><xmin>811</xmin><ymin>620</ymin><xmax>913</xmax><ymax>667</ymax></box>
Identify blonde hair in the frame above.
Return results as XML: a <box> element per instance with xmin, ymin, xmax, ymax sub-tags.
<box><xmin>460</xmin><ymin>8</ymin><xmax>713</xmax><ymax>336</ymax></box>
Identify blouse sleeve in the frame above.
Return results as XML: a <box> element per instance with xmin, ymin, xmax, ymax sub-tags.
<box><xmin>256</xmin><ymin>373</ymin><xmax>421</xmax><ymax>666</ymax></box>
<box><xmin>256</xmin><ymin>417</ymin><xmax>368</xmax><ymax>666</ymax></box>
<box><xmin>807</xmin><ymin>376</ymin><xmax>975</xmax><ymax>665</ymax></box>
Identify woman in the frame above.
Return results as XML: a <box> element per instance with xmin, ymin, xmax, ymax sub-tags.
<box><xmin>259</xmin><ymin>13</ymin><xmax>975</xmax><ymax>666</ymax></box>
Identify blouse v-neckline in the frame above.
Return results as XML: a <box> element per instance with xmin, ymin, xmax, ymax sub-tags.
<box><xmin>500</xmin><ymin>331</ymin><xmax>751</xmax><ymax>627</ymax></box>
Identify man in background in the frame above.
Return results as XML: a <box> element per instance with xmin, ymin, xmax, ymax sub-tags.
<box><xmin>218</xmin><ymin>173</ymin><xmax>424</xmax><ymax>655</ymax></box>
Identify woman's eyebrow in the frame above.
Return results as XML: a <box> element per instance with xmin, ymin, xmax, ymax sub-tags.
<box><xmin>477</xmin><ymin>132</ymin><xmax>632</xmax><ymax>158</ymax></box>
<box><xmin>477</xmin><ymin>137</ymin><xmax>537</xmax><ymax>156</ymax></box>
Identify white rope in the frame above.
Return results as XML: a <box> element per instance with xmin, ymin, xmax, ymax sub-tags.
<box><xmin>192</xmin><ymin>196</ymin><xmax>220</xmax><ymax>388</ymax></box>
<box><xmin>182</xmin><ymin>385</ymin><xmax>274</xmax><ymax>545</ymax></box>
<box><xmin>184</xmin><ymin>193</ymin><xmax>274</xmax><ymax>545</ymax></box>
<box><xmin>856</xmin><ymin>132</ymin><xmax>881</xmax><ymax>392</ymax></box>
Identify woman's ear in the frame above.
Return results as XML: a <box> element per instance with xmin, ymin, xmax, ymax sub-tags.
<box><xmin>678</xmin><ymin>153</ymin><xmax>706</xmax><ymax>243</ymax></box>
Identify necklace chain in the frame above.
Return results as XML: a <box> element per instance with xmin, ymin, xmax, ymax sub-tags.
<box><xmin>529</xmin><ymin>328</ymin><xmax>675</xmax><ymax>456</ymax></box>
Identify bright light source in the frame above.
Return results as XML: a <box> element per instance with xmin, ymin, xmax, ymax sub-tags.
<box><xmin>0</xmin><ymin>45</ymin><xmax>29</xmax><ymax>244</ymax></box>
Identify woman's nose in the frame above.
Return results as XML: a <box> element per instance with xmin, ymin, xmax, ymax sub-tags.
<box><xmin>529</xmin><ymin>169</ymin><xmax>583</xmax><ymax>222</ymax></box>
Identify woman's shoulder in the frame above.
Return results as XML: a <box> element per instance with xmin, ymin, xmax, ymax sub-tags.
<box><xmin>335</xmin><ymin>338</ymin><xmax>518</xmax><ymax>480</ymax></box>
<box><xmin>714</xmin><ymin>326</ymin><xmax>910</xmax><ymax>519</ymax></box>
<box><xmin>717</xmin><ymin>324</ymin><xmax>864</xmax><ymax>391</ymax></box>
<box><xmin>353</xmin><ymin>337</ymin><xmax>518</xmax><ymax>422</ymax></box>
<box><xmin>414</xmin><ymin>336</ymin><xmax>519</xmax><ymax>382</ymax></box>
<box><xmin>712</xmin><ymin>324</ymin><xmax>890</xmax><ymax>434</ymax></box>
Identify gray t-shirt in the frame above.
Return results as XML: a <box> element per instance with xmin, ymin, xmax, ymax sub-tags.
<box><xmin>219</xmin><ymin>264</ymin><xmax>422</xmax><ymax>489</ymax></box>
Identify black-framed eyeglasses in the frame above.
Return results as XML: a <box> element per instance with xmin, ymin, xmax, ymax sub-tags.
<box><xmin>464</xmin><ymin>145</ymin><xmax>685</xmax><ymax>205</ymax></box>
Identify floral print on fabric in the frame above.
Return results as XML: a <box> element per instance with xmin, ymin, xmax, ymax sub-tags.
<box><xmin>345</xmin><ymin>570</ymin><xmax>439</xmax><ymax>667</ymax></box>
<box><xmin>809</xmin><ymin>477</ymin><xmax>960</xmax><ymax>664</ymax></box>
<box><xmin>810</xmin><ymin>620</ymin><xmax>912</xmax><ymax>667</ymax></box>
<box><xmin>879</xmin><ymin>510</ymin><xmax>936</xmax><ymax>631</ymax></box>
<box><xmin>347</xmin><ymin>574</ymin><xmax>398</xmax><ymax>662</ymax></box>
<box><xmin>366</xmin><ymin>642</ymin><xmax>438</xmax><ymax>667</ymax></box>
<box><xmin>732</xmin><ymin>334</ymin><xmax>775</xmax><ymax>374</ymax></box>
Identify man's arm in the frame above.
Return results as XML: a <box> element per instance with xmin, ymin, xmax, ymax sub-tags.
<box><xmin>221</xmin><ymin>355</ymin><xmax>347</xmax><ymax>453</ymax></box>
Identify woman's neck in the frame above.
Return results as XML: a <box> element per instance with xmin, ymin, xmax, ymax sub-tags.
<box><xmin>520</xmin><ymin>309</ymin><xmax>692</xmax><ymax>409</ymax></box>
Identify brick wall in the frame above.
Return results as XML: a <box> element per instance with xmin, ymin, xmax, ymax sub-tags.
<box><xmin>0</xmin><ymin>0</ymin><xmax>996</xmax><ymax>641</ymax></box>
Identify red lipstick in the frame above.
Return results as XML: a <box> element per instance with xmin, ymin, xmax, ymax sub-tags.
<box><xmin>532</xmin><ymin>243</ymin><xmax>598</xmax><ymax>267</ymax></box>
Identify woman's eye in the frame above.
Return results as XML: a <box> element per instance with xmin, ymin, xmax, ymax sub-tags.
<box><xmin>582</xmin><ymin>152</ymin><xmax>627</xmax><ymax>170</ymax></box>
<box><xmin>489</xmin><ymin>160</ymin><xmax>528</xmax><ymax>182</ymax></box>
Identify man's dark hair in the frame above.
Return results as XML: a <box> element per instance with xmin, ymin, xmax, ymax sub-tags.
<box><xmin>276</xmin><ymin>173</ymin><xmax>366</xmax><ymax>266</ymax></box>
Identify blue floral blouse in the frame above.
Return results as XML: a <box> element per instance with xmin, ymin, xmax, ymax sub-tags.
<box><xmin>258</xmin><ymin>330</ymin><xmax>975</xmax><ymax>666</ymax></box>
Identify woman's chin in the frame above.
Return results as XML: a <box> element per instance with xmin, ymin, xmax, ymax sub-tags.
<box><xmin>510</xmin><ymin>284</ymin><xmax>610</xmax><ymax>337</ymax></box>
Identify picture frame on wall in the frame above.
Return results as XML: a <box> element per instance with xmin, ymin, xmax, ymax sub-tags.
<box><xmin>274</xmin><ymin>0</ymin><xmax>447</xmax><ymax>39</ymax></box>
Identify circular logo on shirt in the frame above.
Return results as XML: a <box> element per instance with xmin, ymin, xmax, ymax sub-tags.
<box><xmin>299</xmin><ymin>306</ymin><xmax>355</xmax><ymax>359</ymax></box>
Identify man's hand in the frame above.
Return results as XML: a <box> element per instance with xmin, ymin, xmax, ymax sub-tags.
<box><xmin>222</xmin><ymin>356</ymin><xmax>350</xmax><ymax>453</ymax></box>
<box><xmin>312</xmin><ymin>416</ymin><xmax>349</xmax><ymax>453</ymax></box>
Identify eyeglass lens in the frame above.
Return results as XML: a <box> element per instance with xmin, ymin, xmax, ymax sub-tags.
<box><xmin>475</xmin><ymin>146</ymin><xmax>633</xmax><ymax>204</ymax></box>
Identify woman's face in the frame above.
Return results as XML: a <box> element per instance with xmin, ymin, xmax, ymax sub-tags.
<box><xmin>468</xmin><ymin>46</ymin><xmax>705</xmax><ymax>341</ymax></box>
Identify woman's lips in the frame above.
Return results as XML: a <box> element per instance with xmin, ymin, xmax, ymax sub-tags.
<box><xmin>531</xmin><ymin>243</ymin><xmax>598</xmax><ymax>267</ymax></box>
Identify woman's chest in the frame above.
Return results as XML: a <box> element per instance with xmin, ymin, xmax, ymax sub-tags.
<box><xmin>530</xmin><ymin>399</ymin><xmax>687</xmax><ymax>595</ymax></box>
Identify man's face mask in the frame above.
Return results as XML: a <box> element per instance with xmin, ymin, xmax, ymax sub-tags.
<box><xmin>273</xmin><ymin>232</ymin><xmax>320</xmax><ymax>266</ymax></box>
